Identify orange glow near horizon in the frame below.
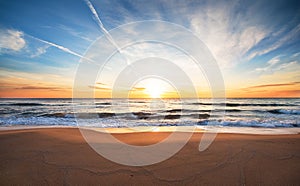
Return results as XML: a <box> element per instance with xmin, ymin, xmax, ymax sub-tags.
<box><xmin>1</xmin><ymin>86</ymin><xmax>299</xmax><ymax>98</ymax></box>
<box><xmin>0</xmin><ymin>89</ymin><xmax>72</xmax><ymax>98</ymax></box>
<box><xmin>1</xmin><ymin>75</ymin><xmax>299</xmax><ymax>98</ymax></box>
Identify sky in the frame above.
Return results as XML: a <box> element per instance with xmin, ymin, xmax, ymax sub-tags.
<box><xmin>0</xmin><ymin>0</ymin><xmax>299</xmax><ymax>98</ymax></box>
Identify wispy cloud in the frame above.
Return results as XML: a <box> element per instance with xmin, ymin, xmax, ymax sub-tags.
<box><xmin>15</xmin><ymin>85</ymin><xmax>70</xmax><ymax>91</ymax></box>
<box><xmin>89</xmin><ymin>82</ymin><xmax>111</xmax><ymax>90</ymax></box>
<box><xmin>88</xmin><ymin>85</ymin><xmax>111</xmax><ymax>90</ymax></box>
<box><xmin>96</xmin><ymin>82</ymin><xmax>106</xmax><ymax>85</ymax></box>
<box><xmin>83</xmin><ymin>0</ymin><xmax>299</xmax><ymax>71</ymax></box>
<box><xmin>58</xmin><ymin>24</ymin><xmax>93</xmax><ymax>42</ymax></box>
<box><xmin>267</xmin><ymin>56</ymin><xmax>281</xmax><ymax>66</ymax></box>
<box><xmin>247</xmin><ymin>23</ymin><xmax>300</xmax><ymax>60</ymax></box>
<box><xmin>0</xmin><ymin>68</ymin><xmax>73</xmax><ymax>97</ymax></box>
<box><xmin>30</xmin><ymin>45</ymin><xmax>49</xmax><ymax>58</ymax></box>
<box><xmin>0</xmin><ymin>69</ymin><xmax>73</xmax><ymax>88</ymax></box>
<box><xmin>244</xmin><ymin>81</ymin><xmax>300</xmax><ymax>89</ymax></box>
<box><xmin>0</xmin><ymin>29</ymin><xmax>26</xmax><ymax>53</ymax></box>
<box><xmin>255</xmin><ymin>55</ymin><xmax>281</xmax><ymax>72</ymax></box>
<box><xmin>90</xmin><ymin>82</ymin><xmax>146</xmax><ymax>92</ymax></box>
<box><xmin>276</xmin><ymin>61</ymin><xmax>298</xmax><ymax>71</ymax></box>
<box><xmin>131</xmin><ymin>87</ymin><xmax>146</xmax><ymax>91</ymax></box>
<box><xmin>255</xmin><ymin>56</ymin><xmax>298</xmax><ymax>73</ymax></box>
<box><xmin>292</xmin><ymin>52</ymin><xmax>300</xmax><ymax>57</ymax></box>
<box><xmin>188</xmin><ymin>2</ymin><xmax>268</xmax><ymax>67</ymax></box>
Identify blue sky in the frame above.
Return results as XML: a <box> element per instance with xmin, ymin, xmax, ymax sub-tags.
<box><xmin>0</xmin><ymin>0</ymin><xmax>299</xmax><ymax>97</ymax></box>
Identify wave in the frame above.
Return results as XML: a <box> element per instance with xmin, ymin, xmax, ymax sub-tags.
<box><xmin>9</xmin><ymin>103</ymin><xmax>45</xmax><ymax>106</ymax></box>
<box><xmin>267</xmin><ymin>109</ymin><xmax>300</xmax><ymax>115</ymax></box>
<box><xmin>40</xmin><ymin>112</ymin><xmax>118</xmax><ymax>119</ymax></box>
<box><xmin>165</xmin><ymin>109</ymin><xmax>182</xmax><ymax>113</ymax></box>
<box><xmin>131</xmin><ymin>112</ymin><xmax>152</xmax><ymax>119</ymax></box>
<box><xmin>222</xmin><ymin>109</ymin><xmax>242</xmax><ymax>112</ymax></box>
<box><xmin>129</xmin><ymin>101</ymin><xmax>147</xmax><ymax>104</ymax></box>
<box><xmin>6</xmin><ymin>108</ymin><xmax>300</xmax><ymax>120</ymax></box>
<box><xmin>197</xmin><ymin>120</ymin><xmax>300</xmax><ymax>128</ymax></box>
<box><xmin>164</xmin><ymin>108</ymin><xmax>247</xmax><ymax>113</ymax></box>
<box><xmin>191</xmin><ymin>102</ymin><xmax>295</xmax><ymax>107</ymax></box>
<box><xmin>39</xmin><ymin>113</ymin><xmax>75</xmax><ymax>118</ymax></box>
<box><xmin>162</xmin><ymin>108</ymin><xmax>300</xmax><ymax>115</ymax></box>
<box><xmin>95</xmin><ymin>102</ymin><xmax>111</xmax><ymax>105</ymax></box>
<box><xmin>1</xmin><ymin>103</ymin><xmax>68</xmax><ymax>107</ymax></box>
<box><xmin>35</xmin><ymin>112</ymin><xmax>212</xmax><ymax>121</ymax></box>
<box><xmin>164</xmin><ymin>109</ymin><xmax>211</xmax><ymax>113</ymax></box>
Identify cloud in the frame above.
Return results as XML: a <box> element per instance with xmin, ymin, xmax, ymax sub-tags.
<box><xmin>30</xmin><ymin>45</ymin><xmax>49</xmax><ymax>58</ymax></box>
<box><xmin>267</xmin><ymin>56</ymin><xmax>281</xmax><ymax>66</ymax></box>
<box><xmin>58</xmin><ymin>24</ymin><xmax>93</xmax><ymax>42</ymax></box>
<box><xmin>90</xmin><ymin>82</ymin><xmax>146</xmax><ymax>92</ymax></box>
<box><xmin>131</xmin><ymin>87</ymin><xmax>146</xmax><ymax>91</ymax></box>
<box><xmin>188</xmin><ymin>2</ymin><xmax>268</xmax><ymax>68</ymax></box>
<box><xmin>255</xmin><ymin>56</ymin><xmax>298</xmax><ymax>74</ymax></box>
<box><xmin>96</xmin><ymin>82</ymin><xmax>106</xmax><ymax>85</ymax></box>
<box><xmin>0</xmin><ymin>28</ymin><xmax>88</xmax><ymax>59</ymax></box>
<box><xmin>292</xmin><ymin>52</ymin><xmax>300</xmax><ymax>57</ymax></box>
<box><xmin>88</xmin><ymin>85</ymin><xmax>111</xmax><ymax>90</ymax></box>
<box><xmin>243</xmin><ymin>81</ymin><xmax>300</xmax><ymax>89</ymax></box>
<box><xmin>247</xmin><ymin>23</ymin><xmax>300</xmax><ymax>59</ymax></box>
<box><xmin>15</xmin><ymin>86</ymin><xmax>70</xmax><ymax>91</ymax></box>
<box><xmin>0</xmin><ymin>29</ymin><xmax>26</xmax><ymax>53</ymax></box>
<box><xmin>89</xmin><ymin>82</ymin><xmax>111</xmax><ymax>90</ymax></box>
<box><xmin>276</xmin><ymin>61</ymin><xmax>298</xmax><ymax>71</ymax></box>
<box><xmin>83</xmin><ymin>0</ymin><xmax>298</xmax><ymax>71</ymax></box>
<box><xmin>255</xmin><ymin>55</ymin><xmax>281</xmax><ymax>72</ymax></box>
<box><xmin>0</xmin><ymin>69</ymin><xmax>73</xmax><ymax>88</ymax></box>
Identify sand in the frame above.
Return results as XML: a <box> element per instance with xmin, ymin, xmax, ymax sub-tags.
<box><xmin>0</xmin><ymin>128</ymin><xmax>299</xmax><ymax>185</ymax></box>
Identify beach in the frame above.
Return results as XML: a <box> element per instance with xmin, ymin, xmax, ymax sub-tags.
<box><xmin>1</xmin><ymin>0</ymin><xmax>300</xmax><ymax>185</ymax></box>
<box><xmin>0</xmin><ymin>127</ymin><xmax>299</xmax><ymax>185</ymax></box>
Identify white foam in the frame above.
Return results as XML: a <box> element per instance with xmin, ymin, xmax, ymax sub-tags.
<box><xmin>0</xmin><ymin>125</ymin><xmax>76</xmax><ymax>131</ymax></box>
<box><xmin>277</xmin><ymin>109</ymin><xmax>300</xmax><ymax>115</ymax></box>
<box><xmin>196</xmin><ymin>126</ymin><xmax>300</xmax><ymax>135</ymax></box>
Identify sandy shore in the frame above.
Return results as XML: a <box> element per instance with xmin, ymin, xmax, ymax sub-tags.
<box><xmin>0</xmin><ymin>128</ymin><xmax>299</xmax><ymax>185</ymax></box>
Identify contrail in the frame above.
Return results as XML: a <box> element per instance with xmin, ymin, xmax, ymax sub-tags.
<box><xmin>84</xmin><ymin>0</ymin><xmax>141</xmax><ymax>77</ymax></box>
<box><xmin>84</xmin><ymin>0</ymin><xmax>128</xmax><ymax>64</ymax></box>
<box><xmin>27</xmin><ymin>34</ymin><xmax>95</xmax><ymax>63</ymax></box>
<box><xmin>32</xmin><ymin>36</ymin><xmax>84</xmax><ymax>58</ymax></box>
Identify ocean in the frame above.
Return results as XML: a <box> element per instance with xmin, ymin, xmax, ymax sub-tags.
<box><xmin>0</xmin><ymin>98</ymin><xmax>299</xmax><ymax>128</ymax></box>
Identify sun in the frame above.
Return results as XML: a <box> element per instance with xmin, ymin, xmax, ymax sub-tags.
<box><xmin>145</xmin><ymin>85</ymin><xmax>163</xmax><ymax>98</ymax></box>
<box><xmin>143</xmin><ymin>78</ymin><xmax>166</xmax><ymax>98</ymax></box>
<box><xmin>130</xmin><ymin>78</ymin><xmax>177</xmax><ymax>98</ymax></box>
<box><xmin>144</xmin><ymin>79</ymin><xmax>164</xmax><ymax>98</ymax></box>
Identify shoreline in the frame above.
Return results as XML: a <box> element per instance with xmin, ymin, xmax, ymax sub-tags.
<box><xmin>0</xmin><ymin>125</ymin><xmax>299</xmax><ymax>135</ymax></box>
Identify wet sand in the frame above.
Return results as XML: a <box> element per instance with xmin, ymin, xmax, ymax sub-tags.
<box><xmin>0</xmin><ymin>128</ymin><xmax>299</xmax><ymax>185</ymax></box>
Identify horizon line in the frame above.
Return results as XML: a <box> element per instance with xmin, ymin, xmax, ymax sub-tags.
<box><xmin>0</xmin><ymin>97</ymin><xmax>299</xmax><ymax>99</ymax></box>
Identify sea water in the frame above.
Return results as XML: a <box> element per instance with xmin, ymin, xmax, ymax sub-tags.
<box><xmin>0</xmin><ymin>98</ymin><xmax>299</xmax><ymax>129</ymax></box>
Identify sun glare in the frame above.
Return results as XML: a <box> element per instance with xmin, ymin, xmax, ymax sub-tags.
<box><xmin>140</xmin><ymin>78</ymin><xmax>166</xmax><ymax>98</ymax></box>
<box><xmin>144</xmin><ymin>79</ymin><xmax>165</xmax><ymax>98</ymax></box>
<box><xmin>130</xmin><ymin>78</ymin><xmax>179</xmax><ymax>98</ymax></box>
<box><xmin>145</xmin><ymin>85</ymin><xmax>163</xmax><ymax>98</ymax></box>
